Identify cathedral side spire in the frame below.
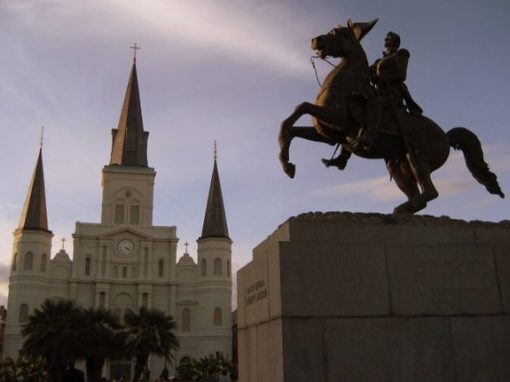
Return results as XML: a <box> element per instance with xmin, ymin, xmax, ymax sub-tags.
<box><xmin>17</xmin><ymin>148</ymin><xmax>51</xmax><ymax>233</ymax></box>
<box><xmin>110</xmin><ymin>53</ymin><xmax>149</xmax><ymax>167</ymax></box>
<box><xmin>200</xmin><ymin>146</ymin><xmax>230</xmax><ymax>240</ymax></box>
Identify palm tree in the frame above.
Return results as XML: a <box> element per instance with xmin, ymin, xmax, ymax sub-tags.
<box><xmin>123</xmin><ymin>307</ymin><xmax>179</xmax><ymax>382</ymax></box>
<box><xmin>80</xmin><ymin>308</ymin><xmax>125</xmax><ymax>382</ymax></box>
<box><xmin>21</xmin><ymin>299</ymin><xmax>84</xmax><ymax>382</ymax></box>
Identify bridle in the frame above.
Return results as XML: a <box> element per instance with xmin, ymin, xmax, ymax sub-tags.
<box><xmin>309</xmin><ymin>55</ymin><xmax>336</xmax><ymax>87</ymax></box>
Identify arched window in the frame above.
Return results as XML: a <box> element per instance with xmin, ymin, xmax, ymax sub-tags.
<box><xmin>131</xmin><ymin>266</ymin><xmax>137</xmax><ymax>279</ymax></box>
<box><xmin>40</xmin><ymin>254</ymin><xmax>47</xmax><ymax>272</ymax></box>
<box><xmin>179</xmin><ymin>357</ymin><xmax>192</xmax><ymax>367</ymax></box>
<box><xmin>113</xmin><ymin>266</ymin><xmax>118</xmax><ymax>278</ymax></box>
<box><xmin>12</xmin><ymin>253</ymin><xmax>17</xmax><ymax>271</ymax></box>
<box><xmin>99</xmin><ymin>292</ymin><xmax>106</xmax><ymax>309</ymax></box>
<box><xmin>158</xmin><ymin>259</ymin><xmax>164</xmax><ymax>277</ymax></box>
<box><xmin>201</xmin><ymin>259</ymin><xmax>207</xmax><ymax>277</ymax></box>
<box><xmin>182</xmin><ymin>308</ymin><xmax>191</xmax><ymax>332</ymax></box>
<box><xmin>214</xmin><ymin>258</ymin><xmax>222</xmax><ymax>276</ymax></box>
<box><xmin>24</xmin><ymin>252</ymin><xmax>33</xmax><ymax>271</ymax></box>
<box><xmin>19</xmin><ymin>304</ymin><xmax>29</xmax><ymax>323</ymax></box>
<box><xmin>227</xmin><ymin>260</ymin><xmax>231</xmax><ymax>277</ymax></box>
<box><xmin>122</xmin><ymin>266</ymin><xmax>128</xmax><ymax>279</ymax></box>
<box><xmin>114</xmin><ymin>204</ymin><xmax>125</xmax><ymax>224</ymax></box>
<box><xmin>214</xmin><ymin>307</ymin><xmax>222</xmax><ymax>326</ymax></box>
<box><xmin>130</xmin><ymin>205</ymin><xmax>140</xmax><ymax>225</ymax></box>
<box><xmin>101</xmin><ymin>246</ymin><xmax>107</xmax><ymax>276</ymax></box>
<box><xmin>143</xmin><ymin>248</ymin><xmax>149</xmax><ymax>278</ymax></box>
<box><xmin>85</xmin><ymin>257</ymin><xmax>91</xmax><ymax>276</ymax></box>
<box><xmin>142</xmin><ymin>293</ymin><xmax>148</xmax><ymax>308</ymax></box>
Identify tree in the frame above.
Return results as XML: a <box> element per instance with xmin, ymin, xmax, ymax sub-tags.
<box><xmin>176</xmin><ymin>353</ymin><xmax>233</xmax><ymax>382</ymax></box>
<box><xmin>124</xmin><ymin>307</ymin><xmax>179</xmax><ymax>382</ymax></box>
<box><xmin>80</xmin><ymin>308</ymin><xmax>125</xmax><ymax>382</ymax></box>
<box><xmin>0</xmin><ymin>355</ymin><xmax>47</xmax><ymax>382</ymax></box>
<box><xmin>21</xmin><ymin>299</ymin><xmax>84</xmax><ymax>382</ymax></box>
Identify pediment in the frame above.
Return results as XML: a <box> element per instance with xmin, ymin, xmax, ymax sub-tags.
<box><xmin>101</xmin><ymin>227</ymin><xmax>152</xmax><ymax>240</ymax></box>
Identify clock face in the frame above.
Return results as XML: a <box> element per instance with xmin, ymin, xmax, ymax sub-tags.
<box><xmin>117</xmin><ymin>239</ymin><xmax>134</xmax><ymax>256</ymax></box>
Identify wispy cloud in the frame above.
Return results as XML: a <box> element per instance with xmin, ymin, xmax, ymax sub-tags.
<box><xmin>315</xmin><ymin>175</ymin><xmax>401</xmax><ymax>201</ymax></box>
<box><xmin>105</xmin><ymin>0</ymin><xmax>310</xmax><ymax>74</ymax></box>
<box><xmin>484</xmin><ymin>143</ymin><xmax>510</xmax><ymax>172</ymax></box>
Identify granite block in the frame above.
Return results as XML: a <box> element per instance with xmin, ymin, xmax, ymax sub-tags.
<box><xmin>451</xmin><ymin>316</ymin><xmax>510</xmax><ymax>382</ymax></box>
<box><xmin>387</xmin><ymin>244</ymin><xmax>501</xmax><ymax>315</ymax></box>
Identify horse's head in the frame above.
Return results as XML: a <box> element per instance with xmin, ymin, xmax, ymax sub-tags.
<box><xmin>311</xmin><ymin>18</ymin><xmax>378</xmax><ymax>59</ymax></box>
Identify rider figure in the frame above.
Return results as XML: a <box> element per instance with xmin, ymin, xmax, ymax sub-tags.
<box><xmin>323</xmin><ymin>31</ymin><xmax>422</xmax><ymax>169</ymax></box>
<box><xmin>358</xmin><ymin>31</ymin><xmax>422</xmax><ymax>150</ymax></box>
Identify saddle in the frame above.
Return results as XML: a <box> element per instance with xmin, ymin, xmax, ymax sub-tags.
<box><xmin>348</xmin><ymin>92</ymin><xmax>420</xmax><ymax>138</ymax></box>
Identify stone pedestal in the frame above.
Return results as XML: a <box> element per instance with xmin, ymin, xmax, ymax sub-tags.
<box><xmin>237</xmin><ymin>212</ymin><xmax>510</xmax><ymax>382</ymax></box>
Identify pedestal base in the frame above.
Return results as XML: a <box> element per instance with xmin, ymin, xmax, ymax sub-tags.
<box><xmin>237</xmin><ymin>212</ymin><xmax>510</xmax><ymax>382</ymax></box>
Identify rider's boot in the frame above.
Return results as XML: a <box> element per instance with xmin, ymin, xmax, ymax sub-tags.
<box><xmin>355</xmin><ymin>98</ymin><xmax>380</xmax><ymax>151</ymax></box>
<box><xmin>322</xmin><ymin>148</ymin><xmax>351</xmax><ymax>170</ymax></box>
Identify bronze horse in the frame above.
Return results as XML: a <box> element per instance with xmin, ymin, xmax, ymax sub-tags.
<box><xmin>278</xmin><ymin>19</ymin><xmax>504</xmax><ymax>214</ymax></box>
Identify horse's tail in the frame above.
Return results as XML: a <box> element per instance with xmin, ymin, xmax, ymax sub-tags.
<box><xmin>447</xmin><ymin>127</ymin><xmax>504</xmax><ymax>198</ymax></box>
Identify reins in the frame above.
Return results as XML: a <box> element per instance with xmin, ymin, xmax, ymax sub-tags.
<box><xmin>310</xmin><ymin>55</ymin><xmax>335</xmax><ymax>87</ymax></box>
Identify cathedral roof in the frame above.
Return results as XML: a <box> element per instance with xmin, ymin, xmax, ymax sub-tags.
<box><xmin>177</xmin><ymin>252</ymin><xmax>196</xmax><ymax>266</ymax></box>
<box><xmin>17</xmin><ymin>149</ymin><xmax>51</xmax><ymax>233</ymax></box>
<box><xmin>53</xmin><ymin>249</ymin><xmax>71</xmax><ymax>262</ymax></box>
<box><xmin>109</xmin><ymin>61</ymin><xmax>149</xmax><ymax>167</ymax></box>
<box><xmin>200</xmin><ymin>159</ymin><xmax>230</xmax><ymax>240</ymax></box>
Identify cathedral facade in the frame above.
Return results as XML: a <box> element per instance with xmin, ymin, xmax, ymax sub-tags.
<box><xmin>3</xmin><ymin>60</ymin><xmax>232</xmax><ymax>377</ymax></box>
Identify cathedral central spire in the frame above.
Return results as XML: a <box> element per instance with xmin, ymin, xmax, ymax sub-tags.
<box><xmin>109</xmin><ymin>56</ymin><xmax>149</xmax><ymax>167</ymax></box>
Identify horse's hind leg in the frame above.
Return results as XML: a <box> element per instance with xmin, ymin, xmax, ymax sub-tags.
<box><xmin>393</xmin><ymin>154</ymin><xmax>439</xmax><ymax>214</ymax></box>
<box><xmin>388</xmin><ymin>159</ymin><xmax>420</xmax><ymax>200</ymax></box>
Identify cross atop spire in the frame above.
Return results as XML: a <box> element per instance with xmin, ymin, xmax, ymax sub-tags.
<box><xmin>61</xmin><ymin>237</ymin><xmax>66</xmax><ymax>250</ymax></box>
<box><xmin>184</xmin><ymin>241</ymin><xmax>189</xmax><ymax>254</ymax></box>
<box><xmin>214</xmin><ymin>140</ymin><xmax>217</xmax><ymax>161</ymax></box>
<box><xmin>40</xmin><ymin>126</ymin><xmax>44</xmax><ymax>148</ymax></box>
<box><xmin>130</xmin><ymin>42</ymin><xmax>141</xmax><ymax>63</ymax></box>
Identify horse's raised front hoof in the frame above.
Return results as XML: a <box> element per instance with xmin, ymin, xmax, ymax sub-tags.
<box><xmin>282</xmin><ymin>162</ymin><xmax>296</xmax><ymax>179</ymax></box>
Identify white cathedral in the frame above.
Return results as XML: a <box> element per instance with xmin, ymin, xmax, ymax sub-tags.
<box><xmin>3</xmin><ymin>59</ymin><xmax>233</xmax><ymax>378</ymax></box>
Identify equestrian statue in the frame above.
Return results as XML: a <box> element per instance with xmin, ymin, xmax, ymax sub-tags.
<box><xmin>278</xmin><ymin>18</ymin><xmax>504</xmax><ymax>214</ymax></box>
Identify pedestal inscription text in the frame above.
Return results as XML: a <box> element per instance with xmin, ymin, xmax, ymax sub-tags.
<box><xmin>246</xmin><ymin>279</ymin><xmax>267</xmax><ymax>306</ymax></box>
